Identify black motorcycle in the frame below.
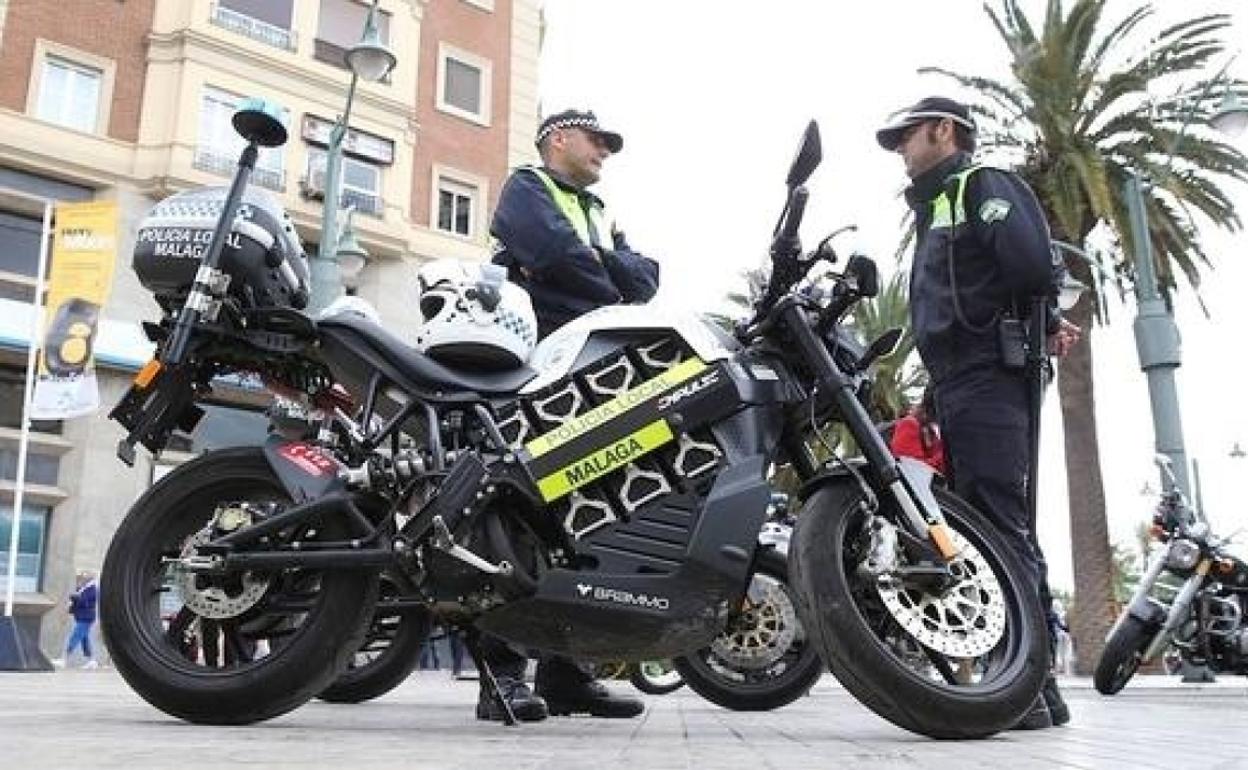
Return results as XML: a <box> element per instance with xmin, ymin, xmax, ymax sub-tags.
<box><xmin>1095</xmin><ymin>455</ymin><xmax>1248</xmax><ymax>694</ymax></box>
<box><xmin>100</xmin><ymin>104</ymin><xmax>1045</xmax><ymax>738</ymax></box>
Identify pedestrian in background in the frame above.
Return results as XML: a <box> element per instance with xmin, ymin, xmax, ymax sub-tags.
<box><xmin>55</xmin><ymin>570</ymin><xmax>99</xmax><ymax>669</ymax></box>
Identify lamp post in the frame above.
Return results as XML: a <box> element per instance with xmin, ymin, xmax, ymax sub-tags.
<box><xmin>1125</xmin><ymin>62</ymin><xmax>1248</xmax><ymax>498</ymax></box>
<box><xmin>308</xmin><ymin>0</ymin><xmax>395</xmax><ymax>314</ymax></box>
<box><xmin>335</xmin><ymin>205</ymin><xmax>369</xmax><ymax>294</ymax></box>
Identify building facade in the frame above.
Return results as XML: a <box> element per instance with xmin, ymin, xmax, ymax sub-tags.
<box><xmin>0</xmin><ymin>0</ymin><xmax>540</xmax><ymax>660</ymax></box>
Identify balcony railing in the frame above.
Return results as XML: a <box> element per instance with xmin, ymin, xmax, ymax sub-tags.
<box><xmin>341</xmin><ymin>188</ymin><xmax>384</xmax><ymax>217</ymax></box>
<box><xmin>193</xmin><ymin>147</ymin><xmax>286</xmax><ymax>192</ymax></box>
<box><xmin>209</xmin><ymin>3</ymin><xmax>297</xmax><ymax>52</ymax></box>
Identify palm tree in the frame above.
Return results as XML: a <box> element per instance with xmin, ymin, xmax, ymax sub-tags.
<box><xmin>923</xmin><ymin>0</ymin><xmax>1248</xmax><ymax>673</ymax></box>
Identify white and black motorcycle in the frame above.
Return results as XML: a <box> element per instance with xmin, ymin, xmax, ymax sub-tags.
<box><xmin>100</xmin><ymin>105</ymin><xmax>1046</xmax><ymax>738</ymax></box>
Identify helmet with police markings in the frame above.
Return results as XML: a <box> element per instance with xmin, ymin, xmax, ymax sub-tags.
<box><xmin>413</xmin><ymin>259</ymin><xmax>537</xmax><ymax>370</ymax></box>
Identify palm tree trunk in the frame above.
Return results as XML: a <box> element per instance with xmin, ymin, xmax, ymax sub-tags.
<box><xmin>1056</xmin><ymin>294</ymin><xmax>1116</xmax><ymax>674</ymax></box>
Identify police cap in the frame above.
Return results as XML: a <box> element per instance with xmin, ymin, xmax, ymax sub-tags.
<box><xmin>535</xmin><ymin>109</ymin><xmax>623</xmax><ymax>154</ymax></box>
<box><xmin>876</xmin><ymin>96</ymin><xmax>977</xmax><ymax>151</ymax></box>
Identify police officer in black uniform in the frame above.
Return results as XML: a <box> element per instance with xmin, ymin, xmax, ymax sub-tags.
<box><xmin>467</xmin><ymin>110</ymin><xmax>658</xmax><ymax>723</ymax></box>
<box><xmin>877</xmin><ymin>96</ymin><xmax>1080</xmax><ymax>729</ymax></box>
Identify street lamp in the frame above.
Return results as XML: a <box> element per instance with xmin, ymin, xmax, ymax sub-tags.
<box><xmin>335</xmin><ymin>206</ymin><xmax>369</xmax><ymax>294</ymax></box>
<box><xmin>308</xmin><ymin>0</ymin><xmax>395</xmax><ymax>314</ymax></box>
<box><xmin>1126</xmin><ymin>60</ymin><xmax>1248</xmax><ymax>498</ymax></box>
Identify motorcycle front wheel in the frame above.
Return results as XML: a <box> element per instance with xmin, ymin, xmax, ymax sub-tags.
<box><xmin>101</xmin><ymin>447</ymin><xmax>379</xmax><ymax>725</ymax></box>
<box><xmin>1093</xmin><ymin>614</ymin><xmax>1154</xmax><ymax>695</ymax></box>
<box><xmin>790</xmin><ymin>483</ymin><xmax>1047</xmax><ymax>739</ymax></box>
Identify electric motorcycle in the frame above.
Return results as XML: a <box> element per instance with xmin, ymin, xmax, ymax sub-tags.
<box><xmin>99</xmin><ymin>103</ymin><xmax>1045</xmax><ymax>738</ymax></box>
<box><xmin>1094</xmin><ymin>455</ymin><xmax>1248</xmax><ymax>694</ymax></box>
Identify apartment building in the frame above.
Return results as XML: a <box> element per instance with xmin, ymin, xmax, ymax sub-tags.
<box><xmin>0</xmin><ymin>0</ymin><xmax>540</xmax><ymax>660</ymax></box>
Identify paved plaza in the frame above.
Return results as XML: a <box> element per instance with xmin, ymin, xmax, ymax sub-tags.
<box><xmin>1</xmin><ymin>669</ymin><xmax>1246</xmax><ymax>769</ymax></box>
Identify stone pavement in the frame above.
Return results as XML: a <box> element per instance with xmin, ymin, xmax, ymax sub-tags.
<box><xmin>2</xmin><ymin>670</ymin><xmax>1248</xmax><ymax>769</ymax></box>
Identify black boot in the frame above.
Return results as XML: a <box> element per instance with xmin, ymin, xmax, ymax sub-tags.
<box><xmin>536</xmin><ymin>657</ymin><xmax>644</xmax><ymax>718</ymax></box>
<box><xmin>476</xmin><ymin>675</ymin><xmax>549</xmax><ymax>722</ymax></box>
<box><xmin>1041</xmin><ymin>676</ymin><xmax>1069</xmax><ymax>726</ymax></box>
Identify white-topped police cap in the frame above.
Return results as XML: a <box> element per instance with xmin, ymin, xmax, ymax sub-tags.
<box><xmin>535</xmin><ymin>109</ymin><xmax>623</xmax><ymax>153</ymax></box>
<box><xmin>876</xmin><ymin>96</ymin><xmax>977</xmax><ymax>151</ymax></box>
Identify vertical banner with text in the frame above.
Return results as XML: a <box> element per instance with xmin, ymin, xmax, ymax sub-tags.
<box><xmin>31</xmin><ymin>201</ymin><xmax>118</xmax><ymax>419</ymax></box>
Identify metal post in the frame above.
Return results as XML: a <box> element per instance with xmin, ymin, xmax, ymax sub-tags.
<box><xmin>308</xmin><ymin>74</ymin><xmax>358</xmax><ymax>315</ymax></box>
<box><xmin>4</xmin><ymin>201</ymin><xmax>52</xmax><ymax>617</ymax></box>
<box><xmin>1125</xmin><ymin>172</ymin><xmax>1190</xmax><ymax>498</ymax></box>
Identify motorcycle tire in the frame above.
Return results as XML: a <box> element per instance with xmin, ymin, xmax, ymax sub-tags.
<box><xmin>628</xmin><ymin>661</ymin><xmax>685</xmax><ymax>695</ymax></box>
<box><xmin>318</xmin><ymin>572</ymin><xmax>430</xmax><ymax>704</ymax></box>
<box><xmin>101</xmin><ymin>447</ymin><xmax>379</xmax><ymax>725</ymax></box>
<box><xmin>673</xmin><ymin>550</ymin><xmax>823</xmax><ymax>711</ymax></box>
<box><xmin>1093</xmin><ymin>614</ymin><xmax>1154</xmax><ymax>695</ymax></box>
<box><xmin>790</xmin><ymin>483</ymin><xmax>1048</xmax><ymax>739</ymax></box>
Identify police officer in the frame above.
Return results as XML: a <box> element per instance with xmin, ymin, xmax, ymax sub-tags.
<box><xmin>876</xmin><ymin>96</ymin><xmax>1080</xmax><ymax>729</ymax></box>
<box><xmin>470</xmin><ymin>109</ymin><xmax>658</xmax><ymax>722</ymax></box>
<box><xmin>491</xmin><ymin>109</ymin><xmax>659</xmax><ymax>338</ymax></box>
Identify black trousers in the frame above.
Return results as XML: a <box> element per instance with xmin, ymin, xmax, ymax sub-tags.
<box><xmin>933</xmin><ymin>365</ymin><xmax>1056</xmax><ymax>643</ymax></box>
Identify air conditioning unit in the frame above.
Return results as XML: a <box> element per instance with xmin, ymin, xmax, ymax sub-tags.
<box><xmin>300</xmin><ymin>166</ymin><xmax>327</xmax><ymax>199</ymax></box>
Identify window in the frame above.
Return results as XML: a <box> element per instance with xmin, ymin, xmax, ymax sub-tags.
<box><xmin>195</xmin><ymin>87</ymin><xmax>286</xmax><ymax>191</ymax></box>
<box><xmin>437</xmin><ymin>44</ymin><xmax>491</xmax><ymax>125</ymax></box>
<box><xmin>315</xmin><ymin>0</ymin><xmax>391</xmax><ymax>71</ymax></box>
<box><xmin>0</xmin><ymin>503</ymin><xmax>48</xmax><ymax>594</ymax></box>
<box><xmin>0</xmin><ymin>367</ymin><xmax>61</xmax><ymax>434</ymax></box>
<box><xmin>436</xmin><ymin>176</ymin><xmax>478</xmax><ymax>237</ymax></box>
<box><xmin>0</xmin><ymin>449</ymin><xmax>60</xmax><ymax>486</ymax></box>
<box><xmin>306</xmin><ymin>149</ymin><xmax>383</xmax><ymax>217</ymax></box>
<box><xmin>0</xmin><ymin>210</ymin><xmax>44</xmax><ymax>280</ymax></box>
<box><xmin>36</xmin><ymin>56</ymin><xmax>101</xmax><ymax>133</ymax></box>
<box><xmin>211</xmin><ymin>0</ymin><xmax>296</xmax><ymax>51</ymax></box>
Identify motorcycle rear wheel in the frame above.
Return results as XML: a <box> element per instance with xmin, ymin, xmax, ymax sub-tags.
<box><xmin>101</xmin><ymin>447</ymin><xmax>379</xmax><ymax>724</ymax></box>
<box><xmin>1093</xmin><ymin>615</ymin><xmax>1154</xmax><ymax>695</ymax></box>
<box><xmin>790</xmin><ymin>483</ymin><xmax>1047</xmax><ymax>739</ymax></box>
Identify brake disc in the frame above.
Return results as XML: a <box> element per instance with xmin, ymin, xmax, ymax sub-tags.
<box><xmin>710</xmin><ymin>572</ymin><xmax>800</xmax><ymax>670</ymax></box>
<box><xmin>875</xmin><ymin>526</ymin><xmax>1007</xmax><ymax>658</ymax></box>
<box><xmin>174</xmin><ymin>511</ymin><xmax>271</xmax><ymax>621</ymax></box>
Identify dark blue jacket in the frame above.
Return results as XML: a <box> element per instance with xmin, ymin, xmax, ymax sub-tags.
<box><xmin>907</xmin><ymin>152</ymin><xmax>1058</xmax><ymax>383</ymax></box>
<box><xmin>490</xmin><ymin>167</ymin><xmax>659</xmax><ymax>337</ymax></box>
<box><xmin>69</xmin><ymin>581</ymin><xmax>98</xmax><ymax>623</ymax></box>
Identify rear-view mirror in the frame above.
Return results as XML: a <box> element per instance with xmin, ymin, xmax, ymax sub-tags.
<box><xmin>785</xmin><ymin>121</ymin><xmax>822</xmax><ymax>188</ymax></box>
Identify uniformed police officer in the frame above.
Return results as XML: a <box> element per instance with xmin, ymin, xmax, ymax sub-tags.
<box><xmin>877</xmin><ymin>96</ymin><xmax>1080</xmax><ymax>729</ymax></box>
<box><xmin>491</xmin><ymin>109</ymin><xmax>659</xmax><ymax>338</ymax></box>
<box><xmin>470</xmin><ymin>109</ymin><xmax>657</xmax><ymax>722</ymax></box>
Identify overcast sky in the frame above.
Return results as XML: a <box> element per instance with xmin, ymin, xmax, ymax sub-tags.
<box><xmin>536</xmin><ymin>0</ymin><xmax>1248</xmax><ymax>590</ymax></box>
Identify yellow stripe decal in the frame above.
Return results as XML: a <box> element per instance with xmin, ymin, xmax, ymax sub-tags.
<box><xmin>536</xmin><ymin>419</ymin><xmax>675</xmax><ymax>501</ymax></box>
<box><xmin>524</xmin><ymin>357</ymin><xmax>707</xmax><ymax>459</ymax></box>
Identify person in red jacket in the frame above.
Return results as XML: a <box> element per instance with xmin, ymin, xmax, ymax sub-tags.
<box><xmin>889</xmin><ymin>388</ymin><xmax>945</xmax><ymax>475</ymax></box>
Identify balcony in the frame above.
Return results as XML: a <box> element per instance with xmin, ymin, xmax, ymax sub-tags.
<box><xmin>193</xmin><ymin>147</ymin><xmax>285</xmax><ymax>193</ymax></box>
<box><xmin>341</xmin><ymin>188</ymin><xmax>383</xmax><ymax>217</ymax></box>
<box><xmin>209</xmin><ymin>3</ymin><xmax>297</xmax><ymax>52</ymax></box>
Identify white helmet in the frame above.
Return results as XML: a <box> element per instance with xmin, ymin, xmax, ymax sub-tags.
<box><xmin>413</xmin><ymin>259</ymin><xmax>537</xmax><ymax>369</ymax></box>
<box><xmin>318</xmin><ymin>294</ymin><xmax>381</xmax><ymax>324</ymax></box>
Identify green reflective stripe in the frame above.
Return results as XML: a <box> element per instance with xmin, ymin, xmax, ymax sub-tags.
<box><xmin>528</xmin><ymin>167</ymin><xmax>609</xmax><ymax>248</ymax></box>
<box><xmin>535</xmin><ymin>419</ymin><xmax>675</xmax><ymax>501</ymax></box>
<box><xmin>929</xmin><ymin>164</ymin><xmax>983</xmax><ymax>230</ymax></box>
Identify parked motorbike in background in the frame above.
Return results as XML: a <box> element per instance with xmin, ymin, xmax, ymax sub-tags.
<box><xmin>1095</xmin><ymin>455</ymin><xmax>1248</xmax><ymax>694</ymax></box>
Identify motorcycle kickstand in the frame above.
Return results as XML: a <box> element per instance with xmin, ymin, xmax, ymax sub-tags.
<box><xmin>463</xmin><ymin>630</ymin><xmax>518</xmax><ymax>727</ymax></box>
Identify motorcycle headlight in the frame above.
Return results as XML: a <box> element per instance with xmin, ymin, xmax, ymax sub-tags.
<box><xmin>1166</xmin><ymin>538</ymin><xmax>1202</xmax><ymax>571</ymax></box>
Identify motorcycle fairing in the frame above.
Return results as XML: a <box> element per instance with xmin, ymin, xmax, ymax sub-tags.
<box><xmin>522</xmin><ymin>304</ymin><xmax>737</xmax><ymax>394</ymax></box>
<box><xmin>473</xmin><ymin>456</ymin><xmax>772</xmax><ymax>660</ymax></box>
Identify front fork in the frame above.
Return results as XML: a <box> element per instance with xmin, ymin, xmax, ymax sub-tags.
<box><xmin>780</xmin><ymin>303</ymin><xmax>956</xmax><ymax>560</ymax></box>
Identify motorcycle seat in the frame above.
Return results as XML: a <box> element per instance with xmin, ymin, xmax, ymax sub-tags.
<box><xmin>318</xmin><ymin>315</ymin><xmax>536</xmax><ymax>396</ymax></box>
